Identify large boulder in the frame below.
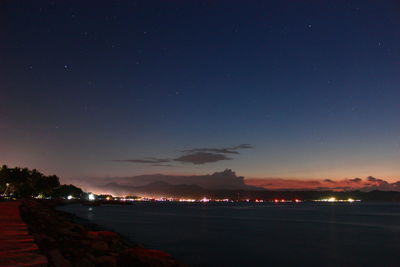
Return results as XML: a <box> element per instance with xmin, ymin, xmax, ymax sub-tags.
<box><xmin>118</xmin><ymin>247</ymin><xmax>184</xmax><ymax>267</ymax></box>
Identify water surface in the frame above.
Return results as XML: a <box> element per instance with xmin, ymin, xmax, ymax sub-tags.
<box><xmin>59</xmin><ymin>202</ymin><xmax>400</xmax><ymax>266</ymax></box>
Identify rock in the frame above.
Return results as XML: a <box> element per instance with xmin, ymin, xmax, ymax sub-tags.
<box><xmin>88</xmin><ymin>231</ymin><xmax>118</xmax><ymax>239</ymax></box>
<box><xmin>94</xmin><ymin>255</ymin><xmax>117</xmax><ymax>267</ymax></box>
<box><xmin>87</xmin><ymin>230</ymin><xmax>126</xmax><ymax>251</ymax></box>
<box><xmin>48</xmin><ymin>249</ymin><xmax>72</xmax><ymax>267</ymax></box>
<box><xmin>70</xmin><ymin>224</ymin><xmax>85</xmax><ymax>233</ymax></box>
<box><xmin>34</xmin><ymin>233</ymin><xmax>57</xmax><ymax>249</ymax></box>
<box><xmin>75</xmin><ymin>258</ymin><xmax>95</xmax><ymax>267</ymax></box>
<box><xmin>20</xmin><ymin>200</ymin><xmax>184</xmax><ymax>267</ymax></box>
<box><xmin>90</xmin><ymin>240</ymin><xmax>109</xmax><ymax>252</ymax></box>
<box><xmin>87</xmin><ymin>231</ymin><xmax>120</xmax><ymax>244</ymax></box>
<box><xmin>80</xmin><ymin>240</ymin><xmax>91</xmax><ymax>246</ymax></box>
<box><xmin>119</xmin><ymin>248</ymin><xmax>183</xmax><ymax>267</ymax></box>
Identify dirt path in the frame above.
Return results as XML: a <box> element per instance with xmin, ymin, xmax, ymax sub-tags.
<box><xmin>0</xmin><ymin>201</ymin><xmax>47</xmax><ymax>267</ymax></box>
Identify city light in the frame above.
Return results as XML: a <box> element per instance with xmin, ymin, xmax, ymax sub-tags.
<box><xmin>200</xmin><ymin>197</ymin><xmax>210</xmax><ymax>202</ymax></box>
<box><xmin>74</xmin><ymin>195</ymin><xmax>361</xmax><ymax>203</ymax></box>
<box><xmin>316</xmin><ymin>197</ymin><xmax>360</xmax><ymax>202</ymax></box>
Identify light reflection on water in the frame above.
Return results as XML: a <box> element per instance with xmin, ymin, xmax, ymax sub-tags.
<box><xmin>59</xmin><ymin>202</ymin><xmax>400</xmax><ymax>267</ymax></box>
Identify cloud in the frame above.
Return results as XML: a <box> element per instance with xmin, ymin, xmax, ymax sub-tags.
<box><xmin>112</xmin><ymin>158</ymin><xmax>171</xmax><ymax>164</ymax></box>
<box><xmin>366</xmin><ymin>176</ymin><xmax>387</xmax><ymax>184</ymax></box>
<box><xmin>152</xmin><ymin>164</ymin><xmax>175</xmax><ymax>167</ymax></box>
<box><xmin>112</xmin><ymin>144</ymin><xmax>252</xmax><ymax>165</ymax></box>
<box><xmin>245</xmin><ymin>176</ymin><xmax>400</xmax><ymax>191</ymax></box>
<box><xmin>182</xmin><ymin>144</ymin><xmax>254</xmax><ymax>155</ymax></box>
<box><xmin>86</xmin><ymin>169</ymin><xmax>258</xmax><ymax>191</ymax></box>
<box><xmin>245</xmin><ymin>178</ymin><xmax>322</xmax><ymax>190</ymax></box>
<box><xmin>349</xmin><ymin>178</ymin><xmax>362</xmax><ymax>183</ymax></box>
<box><xmin>362</xmin><ymin>176</ymin><xmax>397</xmax><ymax>190</ymax></box>
<box><xmin>316</xmin><ymin>186</ymin><xmax>354</xmax><ymax>191</ymax></box>
<box><xmin>364</xmin><ymin>176</ymin><xmax>391</xmax><ymax>187</ymax></box>
<box><xmin>367</xmin><ymin>176</ymin><xmax>378</xmax><ymax>182</ymax></box>
<box><xmin>174</xmin><ymin>152</ymin><xmax>231</xmax><ymax>164</ymax></box>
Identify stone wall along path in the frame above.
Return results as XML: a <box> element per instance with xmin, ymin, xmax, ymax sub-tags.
<box><xmin>0</xmin><ymin>201</ymin><xmax>47</xmax><ymax>267</ymax></box>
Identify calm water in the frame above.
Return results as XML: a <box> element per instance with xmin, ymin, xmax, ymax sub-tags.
<box><xmin>59</xmin><ymin>202</ymin><xmax>400</xmax><ymax>266</ymax></box>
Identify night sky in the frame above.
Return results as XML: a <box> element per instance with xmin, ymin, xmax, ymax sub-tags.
<box><xmin>1</xmin><ymin>1</ymin><xmax>399</xmax><ymax>185</ymax></box>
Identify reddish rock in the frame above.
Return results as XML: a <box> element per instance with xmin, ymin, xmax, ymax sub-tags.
<box><xmin>48</xmin><ymin>249</ymin><xmax>72</xmax><ymax>267</ymax></box>
<box><xmin>88</xmin><ymin>231</ymin><xmax>118</xmax><ymax>239</ymax></box>
<box><xmin>90</xmin><ymin>240</ymin><xmax>109</xmax><ymax>252</ymax></box>
<box><xmin>75</xmin><ymin>258</ymin><xmax>95</xmax><ymax>267</ymax></box>
<box><xmin>94</xmin><ymin>255</ymin><xmax>118</xmax><ymax>267</ymax></box>
<box><xmin>33</xmin><ymin>233</ymin><xmax>57</xmax><ymax>249</ymax></box>
<box><xmin>20</xmin><ymin>200</ymin><xmax>185</xmax><ymax>267</ymax></box>
<box><xmin>119</xmin><ymin>248</ymin><xmax>184</xmax><ymax>267</ymax></box>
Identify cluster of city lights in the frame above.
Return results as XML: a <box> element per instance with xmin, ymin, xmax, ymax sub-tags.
<box><xmin>81</xmin><ymin>195</ymin><xmax>306</xmax><ymax>203</ymax></box>
<box><xmin>72</xmin><ymin>194</ymin><xmax>360</xmax><ymax>203</ymax></box>
<box><xmin>315</xmin><ymin>197</ymin><xmax>360</xmax><ymax>203</ymax></box>
<box><xmin>273</xmin><ymin>199</ymin><xmax>301</xmax><ymax>203</ymax></box>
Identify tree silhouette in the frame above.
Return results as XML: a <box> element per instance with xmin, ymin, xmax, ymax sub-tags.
<box><xmin>53</xmin><ymin>184</ymin><xmax>84</xmax><ymax>199</ymax></box>
<box><xmin>0</xmin><ymin>165</ymin><xmax>63</xmax><ymax>198</ymax></box>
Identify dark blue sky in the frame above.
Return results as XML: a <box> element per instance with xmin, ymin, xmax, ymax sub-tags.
<box><xmin>1</xmin><ymin>1</ymin><xmax>399</xmax><ymax>182</ymax></box>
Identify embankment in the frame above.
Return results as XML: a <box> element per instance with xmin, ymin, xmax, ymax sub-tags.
<box><xmin>20</xmin><ymin>200</ymin><xmax>184</xmax><ymax>267</ymax></box>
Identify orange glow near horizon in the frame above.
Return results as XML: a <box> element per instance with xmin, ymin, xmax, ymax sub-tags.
<box><xmin>244</xmin><ymin>176</ymin><xmax>399</xmax><ymax>191</ymax></box>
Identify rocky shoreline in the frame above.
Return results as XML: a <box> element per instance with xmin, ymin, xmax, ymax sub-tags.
<box><xmin>19</xmin><ymin>200</ymin><xmax>184</xmax><ymax>267</ymax></box>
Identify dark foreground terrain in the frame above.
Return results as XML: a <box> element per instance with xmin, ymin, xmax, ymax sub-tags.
<box><xmin>20</xmin><ymin>200</ymin><xmax>184</xmax><ymax>267</ymax></box>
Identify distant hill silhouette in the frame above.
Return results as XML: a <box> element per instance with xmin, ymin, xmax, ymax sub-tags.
<box><xmin>93</xmin><ymin>169</ymin><xmax>262</xmax><ymax>191</ymax></box>
<box><xmin>101</xmin><ymin>181</ymin><xmax>207</xmax><ymax>198</ymax></box>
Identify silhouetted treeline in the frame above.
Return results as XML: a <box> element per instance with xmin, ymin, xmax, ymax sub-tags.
<box><xmin>0</xmin><ymin>165</ymin><xmax>84</xmax><ymax>199</ymax></box>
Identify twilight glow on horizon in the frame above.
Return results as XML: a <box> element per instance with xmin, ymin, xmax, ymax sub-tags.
<box><xmin>1</xmin><ymin>1</ymin><xmax>399</xmax><ymax>189</ymax></box>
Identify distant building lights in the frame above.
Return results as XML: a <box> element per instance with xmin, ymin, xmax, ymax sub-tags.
<box><xmin>201</xmin><ymin>197</ymin><xmax>210</xmax><ymax>202</ymax></box>
<box><xmin>316</xmin><ymin>197</ymin><xmax>360</xmax><ymax>202</ymax></box>
<box><xmin>88</xmin><ymin>193</ymin><xmax>95</xmax><ymax>201</ymax></box>
<box><xmin>67</xmin><ymin>195</ymin><xmax>73</xmax><ymax>200</ymax></box>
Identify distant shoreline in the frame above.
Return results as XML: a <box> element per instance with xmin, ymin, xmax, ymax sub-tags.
<box><xmin>81</xmin><ymin>189</ymin><xmax>400</xmax><ymax>203</ymax></box>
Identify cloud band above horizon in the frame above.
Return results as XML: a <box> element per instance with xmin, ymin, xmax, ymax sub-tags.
<box><xmin>112</xmin><ymin>144</ymin><xmax>254</xmax><ymax>165</ymax></box>
<box><xmin>245</xmin><ymin>176</ymin><xmax>400</xmax><ymax>191</ymax></box>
